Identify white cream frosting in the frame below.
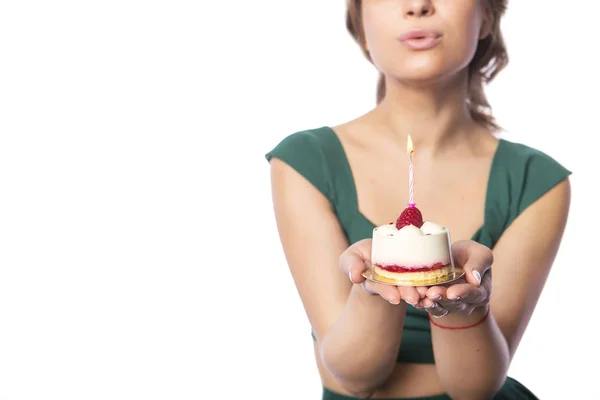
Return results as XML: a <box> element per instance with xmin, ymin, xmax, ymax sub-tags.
<box><xmin>420</xmin><ymin>221</ymin><xmax>446</xmax><ymax>235</ymax></box>
<box><xmin>371</xmin><ymin>221</ymin><xmax>452</xmax><ymax>268</ymax></box>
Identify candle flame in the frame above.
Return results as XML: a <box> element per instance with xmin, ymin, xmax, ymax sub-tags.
<box><xmin>407</xmin><ymin>135</ymin><xmax>414</xmax><ymax>156</ymax></box>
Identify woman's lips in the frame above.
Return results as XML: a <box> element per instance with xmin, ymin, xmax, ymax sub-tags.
<box><xmin>398</xmin><ymin>29</ymin><xmax>442</xmax><ymax>50</ymax></box>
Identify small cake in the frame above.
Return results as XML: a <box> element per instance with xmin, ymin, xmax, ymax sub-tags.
<box><xmin>371</xmin><ymin>206</ymin><xmax>453</xmax><ymax>284</ymax></box>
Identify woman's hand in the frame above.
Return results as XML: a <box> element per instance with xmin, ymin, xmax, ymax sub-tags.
<box><xmin>339</xmin><ymin>239</ymin><xmax>427</xmax><ymax>307</ymax></box>
<box><xmin>419</xmin><ymin>240</ymin><xmax>493</xmax><ymax>318</ymax></box>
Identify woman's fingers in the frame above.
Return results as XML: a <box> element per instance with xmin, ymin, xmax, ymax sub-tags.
<box><xmin>415</xmin><ymin>286</ymin><xmax>429</xmax><ymax>298</ymax></box>
<box><xmin>454</xmin><ymin>285</ymin><xmax>487</xmax><ymax>304</ymax></box>
<box><xmin>399</xmin><ymin>286</ymin><xmax>422</xmax><ymax>306</ymax></box>
<box><xmin>348</xmin><ymin>263</ymin><xmax>367</xmax><ymax>284</ymax></box>
<box><xmin>451</xmin><ymin>240</ymin><xmax>493</xmax><ymax>287</ymax></box>
<box><xmin>416</xmin><ymin>241</ymin><xmax>494</xmax><ymax>315</ymax></box>
<box><xmin>444</xmin><ymin>282</ymin><xmax>473</xmax><ymax>300</ymax></box>
<box><xmin>424</xmin><ymin>286</ymin><xmax>447</xmax><ymax>302</ymax></box>
<box><xmin>340</xmin><ymin>239</ymin><xmax>372</xmax><ymax>283</ymax></box>
<box><xmin>424</xmin><ymin>301</ymin><xmax>449</xmax><ymax>318</ymax></box>
<box><xmin>362</xmin><ymin>281</ymin><xmax>401</xmax><ymax>304</ymax></box>
<box><xmin>362</xmin><ymin>282</ymin><xmax>423</xmax><ymax>306</ymax></box>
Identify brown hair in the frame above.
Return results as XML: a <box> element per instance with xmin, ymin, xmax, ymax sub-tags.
<box><xmin>346</xmin><ymin>0</ymin><xmax>509</xmax><ymax>132</ymax></box>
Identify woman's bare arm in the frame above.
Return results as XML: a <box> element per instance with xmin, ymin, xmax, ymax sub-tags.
<box><xmin>431</xmin><ymin>179</ymin><xmax>571</xmax><ymax>399</ymax></box>
<box><xmin>269</xmin><ymin>158</ymin><xmax>407</xmax><ymax>395</ymax></box>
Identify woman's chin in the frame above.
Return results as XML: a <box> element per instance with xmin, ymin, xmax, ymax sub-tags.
<box><xmin>383</xmin><ymin>56</ymin><xmax>466</xmax><ymax>87</ymax></box>
<box><xmin>393</xmin><ymin>65</ymin><xmax>463</xmax><ymax>88</ymax></box>
<box><xmin>395</xmin><ymin>72</ymin><xmax>452</xmax><ymax>88</ymax></box>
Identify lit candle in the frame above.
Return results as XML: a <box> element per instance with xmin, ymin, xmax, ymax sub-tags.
<box><xmin>407</xmin><ymin>135</ymin><xmax>415</xmax><ymax>207</ymax></box>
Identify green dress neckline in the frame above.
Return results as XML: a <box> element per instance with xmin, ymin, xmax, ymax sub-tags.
<box><xmin>321</xmin><ymin>126</ymin><xmax>506</xmax><ymax>242</ymax></box>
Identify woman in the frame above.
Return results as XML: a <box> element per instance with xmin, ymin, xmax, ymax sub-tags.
<box><xmin>265</xmin><ymin>1</ymin><xmax>571</xmax><ymax>399</ymax></box>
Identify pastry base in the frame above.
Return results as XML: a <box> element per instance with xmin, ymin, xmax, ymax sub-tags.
<box><xmin>362</xmin><ymin>265</ymin><xmax>463</xmax><ymax>287</ymax></box>
<box><xmin>374</xmin><ymin>264</ymin><xmax>453</xmax><ymax>282</ymax></box>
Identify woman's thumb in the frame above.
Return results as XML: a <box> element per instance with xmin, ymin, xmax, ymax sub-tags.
<box><xmin>340</xmin><ymin>239</ymin><xmax>372</xmax><ymax>283</ymax></box>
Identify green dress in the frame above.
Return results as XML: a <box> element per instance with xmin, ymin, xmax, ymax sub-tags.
<box><xmin>265</xmin><ymin>126</ymin><xmax>571</xmax><ymax>400</ymax></box>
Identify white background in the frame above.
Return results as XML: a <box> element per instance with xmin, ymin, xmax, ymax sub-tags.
<box><xmin>0</xmin><ymin>1</ymin><xmax>598</xmax><ymax>399</ymax></box>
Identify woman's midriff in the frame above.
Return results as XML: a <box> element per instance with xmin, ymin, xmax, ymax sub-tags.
<box><xmin>313</xmin><ymin>342</ymin><xmax>444</xmax><ymax>398</ymax></box>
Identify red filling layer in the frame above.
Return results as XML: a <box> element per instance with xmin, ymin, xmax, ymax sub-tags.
<box><xmin>375</xmin><ymin>262</ymin><xmax>447</xmax><ymax>273</ymax></box>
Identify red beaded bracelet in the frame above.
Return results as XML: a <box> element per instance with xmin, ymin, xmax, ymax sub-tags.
<box><xmin>428</xmin><ymin>306</ymin><xmax>490</xmax><ymax>330</ymax></box>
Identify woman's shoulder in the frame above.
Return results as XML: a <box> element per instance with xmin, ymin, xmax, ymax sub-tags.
<box><xmin>498</xmin><ymin>137</ymin><xmax>565</xmax><ymax>162</ymax></box>
<box><xmin>494</xmin><ymin>136</ymin><xmax>572</xmax><ymax>214</ymax></box>
<box><xmin>264</xmin><ymin>126</ymin><xmax>343</xmax><ymax>203</ymax></box>
<box><xmin>496</xmin><ymin>137</ymin><xmax>571</xmax><ymax>179</ymax></box>
<box><xmin>265</xmin><ymin>126</ymin><xmax>337</xmax><ymax>158</ymax></box>
<box><xmin>477</xmin><ymin>136</ymin><xmax>571</xmax><ymax>246</ymax></box>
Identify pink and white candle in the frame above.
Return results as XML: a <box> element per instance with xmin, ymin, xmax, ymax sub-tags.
<box><xmin>407</xmin><ymin>135</ymin><xmax>415</xmax><ymax>207</ymax></box>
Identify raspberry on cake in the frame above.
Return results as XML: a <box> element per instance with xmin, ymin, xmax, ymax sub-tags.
<box><xmin>371</xmin><ymin>205</ymin><xmax>454</xmax><ymax>285</ymax></box>
<box><xmin>395</xmin><ymin>205</ymin><xmax>423</xmax><ymax>229</ymax></box>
